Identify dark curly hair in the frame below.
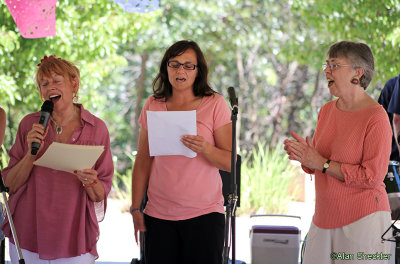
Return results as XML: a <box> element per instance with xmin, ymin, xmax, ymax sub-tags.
<box><xmin>153</xmin><ymin>40</ymin><xmax>215</xmax><ymax>100</ymax></box>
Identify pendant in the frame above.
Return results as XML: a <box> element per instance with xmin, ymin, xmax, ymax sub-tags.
<box><xmin>56</xmin><ymin>125</ymin><xmax>63</xmax><ymax>135</ymax></box>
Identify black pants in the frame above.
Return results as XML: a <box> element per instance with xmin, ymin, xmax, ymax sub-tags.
<box><xmin>144</xmin><ymin>212</ymin><xmax>225</xmax><ymax>264</ymax></box>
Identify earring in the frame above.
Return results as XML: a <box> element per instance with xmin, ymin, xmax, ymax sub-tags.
<box><xmin>73</xmin><ymin>93</ymin><xmax>79</xmax><ymax>103</ymax></box>
<box><xmin>351</xmin><ymin>77</ymin><xmax>360</xmax><ymax>85</ymax></box>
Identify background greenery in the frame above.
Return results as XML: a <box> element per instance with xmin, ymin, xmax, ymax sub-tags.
<box><xmin>1</xmin><ymin>0</ymin><xmax>399</xmax><ymax>214</ymax></box>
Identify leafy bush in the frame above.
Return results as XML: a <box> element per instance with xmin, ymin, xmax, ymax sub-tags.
<box><xmin>109</xmin><ymin>152</ymin><xmax>135</xmax><ymax>211</ymax></box>
<box><xmin>238</xmin><ymin>142</ymin><xmax>300</xmax><ymax>215</ymax></box>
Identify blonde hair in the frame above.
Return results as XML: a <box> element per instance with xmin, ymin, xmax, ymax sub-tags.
<box><xmin>35</xmin><ymin>55</ymin><xmax>80</xmax><ymax>90</ymax></box>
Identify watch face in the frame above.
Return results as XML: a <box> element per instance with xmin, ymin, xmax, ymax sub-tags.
<box><xmin>324</xmin><ymin>163</ymin><xmax>329</xmax><ymax>169</ymax></box>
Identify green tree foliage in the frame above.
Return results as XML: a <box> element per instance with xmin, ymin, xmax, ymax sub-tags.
<box><xmin>0</xmin><ymin>0</ymin><xmax>151</xmax><ymax>146</ymax></box>
<box><xmin>293</xmin><ymin>0</ymin><xmax>400</xmax><ymax>83</ymax></box>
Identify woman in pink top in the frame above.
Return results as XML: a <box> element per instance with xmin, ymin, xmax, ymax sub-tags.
<box><xmin>1</xmin><ymin>56</ymin><xmax>113</xmax><ymax>263</ymax></box>
<box><xmin>284</xmin><ymin>41</ymin><xmax>393</xmax><ymax>264</ymax></box>
<box><xmin>131</xmin><ymin>40</ymin><xmax>232</xmax><ymax>264</ymax></box>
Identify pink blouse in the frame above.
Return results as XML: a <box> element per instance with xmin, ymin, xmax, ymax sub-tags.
<box><xmin>1</xmin><ymin>104</ymin><xmax>113</xmax><ymax>260</ymax></box>
<box><xmin>139</xmin><ymin>94</ymin><xmax>231</xmax><ymax>220</ymax></box>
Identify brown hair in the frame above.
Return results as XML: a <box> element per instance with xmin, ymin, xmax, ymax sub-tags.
<box><xmin>152</xmin><ymin>40</ymin><xmax>215</xmax><ymax>100</ymax></box>
<box><xmin>327</xmin><ymin>41</ymin><xmax>374</xmax><ymax>90</ymax></box>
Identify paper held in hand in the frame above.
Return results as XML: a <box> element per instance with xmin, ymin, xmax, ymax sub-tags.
<box><xmin>33</xmin><ymin>142</ymin><xmax>104</xmax><ymax>173</ymax></box>
<box><xmin>147</xmin><ymin>110</ymin><xmax>197</xmax><ymax>158</ymax></box>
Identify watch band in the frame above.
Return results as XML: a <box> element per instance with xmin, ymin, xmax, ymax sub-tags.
<box><xmin>322</xmin><ymin>159</ymin><xmax>331</xmax><ymax>174</ymax></box>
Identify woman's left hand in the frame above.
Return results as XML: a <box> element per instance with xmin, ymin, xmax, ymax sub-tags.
<box><xmin>74</xmin><ymin>168</ymin><xmax>98</xmax><ymax>186</ymax></box>
<box><xmin>181</xmin><ymin>135</ymin><xmax>211</xmax><ymax>155</ymax></box>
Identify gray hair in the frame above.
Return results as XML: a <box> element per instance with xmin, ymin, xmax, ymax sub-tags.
<box><xmin>327</xmin><ymin>41</ymin><xmax>374</xmax><ymax>90</ymax></box>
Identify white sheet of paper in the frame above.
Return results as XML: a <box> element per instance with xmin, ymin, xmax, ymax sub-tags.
<box><xmin>33</xmin><ymin>142</ymin><xmax>104</xmax><ymax>173</ymax></box>
<box><xmin>147</xmin><ymin>110</ymin><xmax>197</xmax><ymax>158</ymax></box>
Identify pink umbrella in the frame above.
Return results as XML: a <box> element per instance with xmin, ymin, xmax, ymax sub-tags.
<box><xmin>4</xmin><ymin>0</ymin><xmax>57</xmax><ymax>38</ymax></box>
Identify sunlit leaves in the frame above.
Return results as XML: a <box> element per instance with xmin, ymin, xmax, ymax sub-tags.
<box><xmin>294</xmin><ymin>0</ymin><xmax>400</xmax><ymax>82</ymax></box>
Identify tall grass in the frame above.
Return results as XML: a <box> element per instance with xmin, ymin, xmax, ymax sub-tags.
<box><xmin>109</xmin><ymin>152</ymin><xmax>135</xmax><ymax>211</ymax></box>
<box><xmin>238</xmin><ymin>142</ymin><xmax>300</xmax><ymax>215</ymax></box>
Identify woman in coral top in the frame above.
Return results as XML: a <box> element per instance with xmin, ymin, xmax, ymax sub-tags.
<box><xmin>131</xmin><ymin>40</ymin><xmax>232</xmax><ymax>264</ymax></box>
<box><xmin>284</xmin><ymin>41</ymin><xmax>394</xmax><ymax>264</ymax></box>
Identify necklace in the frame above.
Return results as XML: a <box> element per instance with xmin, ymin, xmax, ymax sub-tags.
<box><xmin>50</xmin><ymin>108</ymin><xmax>75</xmax><ymax>135</ymax></box>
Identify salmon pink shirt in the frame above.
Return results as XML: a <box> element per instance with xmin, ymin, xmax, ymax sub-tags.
<box><xmin>139</xmin><ymin>94</ymin><xmax>231</xmax><ymax>220</ymax></box>
<box><xmin>1</xmin><ymin>104</ymin><xmax>113</xmax><ymax>260</ymax></box>
<box><xmin>304</xmin><ymin>100</ymin><xmax>392</xmax><ymax>229</ymax></box>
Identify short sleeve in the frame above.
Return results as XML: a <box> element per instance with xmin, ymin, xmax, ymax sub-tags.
<box><xmin>213</xmin><ymin>94</ymin><xmax>232</xmax><ymax>131</ymax></box>
<box><xmin>138</xmin><ymin>97</ymin><xmax>153</xmax><ymax>130</ymax></box>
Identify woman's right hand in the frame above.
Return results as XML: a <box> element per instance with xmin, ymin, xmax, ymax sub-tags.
<box><xmin>27</xmin><ymin>123</ymin><xmax>48</xmax><ymax>156</ymax></box>
<box><xmin>132</xmin><ymin>211</ymin><xmax>146</xmax><ymax>244</ymax></box>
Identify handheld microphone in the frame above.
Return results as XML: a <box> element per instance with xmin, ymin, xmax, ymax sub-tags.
<box><xmin>227</xmin><ymin>87</ymin><xmax>238</xmax><ymax>110</ymax></box>
<box><xmin>31</xmin><ymin>100</ymin><xmax>54</xmax><ymax>155</ymax></box>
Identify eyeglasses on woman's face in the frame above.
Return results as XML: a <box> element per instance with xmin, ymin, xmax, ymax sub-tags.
<box><xmin>167</xmin><ymin>60</ymin><xmax>197</xmax><ymax>70</ymax></box>
<box><xmin>322</xmin><ymin>62</ymin><xmax>351</xmax><ymax>71</ymax></box>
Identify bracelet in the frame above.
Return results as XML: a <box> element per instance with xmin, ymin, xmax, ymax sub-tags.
<box><xmin>83</xmin><ymin>179</ymin><xmax>98</xmax><ymax>189</ymax></box>
<box><xmin>129</xmin><ymin>206</ymin><xmax>141</xmax><ymax>214</ymax></box>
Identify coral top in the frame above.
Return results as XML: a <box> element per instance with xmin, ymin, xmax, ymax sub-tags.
<box><xmin>305</xmin><ymin>100</ymin><xmax>392</xmax><ymax>229</ymax></box>
<box><xmin>1</xmin><ymin>104</ymin><xmax>113</xmax><ymax>259</ymax></box>
<box><xmin>139</xmin><ymin>94</ymin><xmax>231</xmax><ymax>220</ymax></box>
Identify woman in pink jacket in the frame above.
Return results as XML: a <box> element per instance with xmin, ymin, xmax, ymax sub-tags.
<box><xmin>2</xmin><ymin>56</ymin><xmax>113</xmax><ymax>263</ymax></box>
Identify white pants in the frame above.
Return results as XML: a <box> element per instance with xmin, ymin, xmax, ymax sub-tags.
<box><xmin>9</xmin><ymin>242</ymin><xmax>95</xmax><ymax>264</ymax></box>
<box><xmin>303</xmin><ymin>211</ymin><xmax>395</xmax><ymax>264</ymax></box>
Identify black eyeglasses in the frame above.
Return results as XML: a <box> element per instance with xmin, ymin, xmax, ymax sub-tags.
<box><xmin>167</xmin><ymin>60</ymin><xmax>197</xmax><ymax>70</ymax></box>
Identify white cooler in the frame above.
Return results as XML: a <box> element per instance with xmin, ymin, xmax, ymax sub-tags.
<box><xmin>250</xmin><ymin>225</ymin><xmax>300</xmax><ymax>264</ymax></box>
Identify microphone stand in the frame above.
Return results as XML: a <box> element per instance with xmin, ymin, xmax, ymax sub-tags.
<box><xmin>0</xmin><ymin>172</ymin><xmax>25</xmax><ymax>263</ymax></box>
<box><xmin>222</xmin><ymin>101</ymin><xmax>238</xmax><ymax>264</ymax></box>
<box><xmin>395</xmin><ymin>226</ymin><xmax>400</xmax><ymax>264</ymax></box>
<box><xmin>381</xmin><ymin>212</ymin><xmax>400</xmax><ymax>264</ymax></box>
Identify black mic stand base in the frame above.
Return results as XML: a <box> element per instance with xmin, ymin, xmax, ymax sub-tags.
<box><xmin>0</xmin><ymin>173</ymin><xmax>25</xmax><ymax>263</ymax></box>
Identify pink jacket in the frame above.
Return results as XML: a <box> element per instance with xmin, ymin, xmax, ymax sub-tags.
<box><xmin>1</xmin><ymin>104</ymin><xmax>113</xmax><ymax>259</ymax></box>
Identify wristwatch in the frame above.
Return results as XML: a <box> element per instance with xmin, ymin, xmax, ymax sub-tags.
<box><xmin>322</xmin><ymin>159</ymin><xmax>331</xmax><ymax>173</ymax></box>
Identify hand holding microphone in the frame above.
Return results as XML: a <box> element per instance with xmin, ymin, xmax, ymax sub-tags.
<box><xmin>30</xmin><ymin>100</ymin><xmax>54</xmax><ymax>155</ymax></box>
